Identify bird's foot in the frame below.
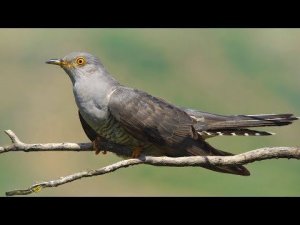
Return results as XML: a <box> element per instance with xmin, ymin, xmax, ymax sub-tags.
<box><xmin>93</xmin><ymin>136</ymin><xmax>107</xmax><ymax>155</ymax></box>
<box><xmin>131</xmin><ymin>147</ymin><xmax>142</xmax><ymax>158</ymax></box>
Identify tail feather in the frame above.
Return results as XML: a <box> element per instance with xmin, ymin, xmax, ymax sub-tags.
<box><xmin>198</xmin><ymin>129</ymin><xmax>274</xmax><ymax>138</ymax></box>
<box><xmin>184</xmin><ymin>109</ymin><xmax>299</xmax><ymax>131</ymax></box>
<box><xmin>181</xmin><ymin>109</ymin><xmax>298</xmax><ymax>176</ymax></box>
<box><xmin>217</xmin><ymin>114</ymin><xmax>298</xmax><ymax>129</ymax></box>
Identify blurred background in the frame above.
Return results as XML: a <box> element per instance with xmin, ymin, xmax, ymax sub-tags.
<box><xmin>0</xmin><ymin>29</ymin><xmax>299</xmax><ymax>196</ymax></box>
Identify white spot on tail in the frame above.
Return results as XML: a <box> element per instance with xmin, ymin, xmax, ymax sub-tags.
<box><xmin>255</xmin><ymin>133</ymin><xmax>261</xmax><ymax>136</ymax></box>
<box><xmin>217</xmin><ymin>132</ymin><xmax>223</xmax><ymax>136</ymax></box>
<box><xmin>198</xmin><ymin>131</ymin><xmax>213</xmax><ymax>136</ymax></box>
<box><xmin>244</xmin><ymin>133</ymin><xmax>249</xmax><ymax>136</ymax></box>
<box><xmin>231</xmin><ymin>132</ymin><xmax>237</xmax><ymax>136</ymax></box>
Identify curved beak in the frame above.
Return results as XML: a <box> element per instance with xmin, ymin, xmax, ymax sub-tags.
<box><xmin>46</xmin><ymin>59</ymin><xmax>63</xmax><ymax>66</ymax></box>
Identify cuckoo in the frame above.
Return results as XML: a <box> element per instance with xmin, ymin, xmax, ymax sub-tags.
<box><xmin>46</xmin><ymin>52</ymin><xmax>298</xmax><ymax>176</ymax></box>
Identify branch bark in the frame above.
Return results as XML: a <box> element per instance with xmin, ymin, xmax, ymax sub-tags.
<box><xmin>1</xmin><ymin>130</ymin><xmax>300</xmax><ymax>196</ymax></box>
<box><xmin>0</xmin><ymin>130</ymin><xmax>132</xmax><ymax>156</ymax></box>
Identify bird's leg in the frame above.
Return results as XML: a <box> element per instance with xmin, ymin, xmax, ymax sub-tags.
<box><xmin>93</xmin><ymin>136</ymin><xmax>107</xmax><ymax>155</ymax></box>
<box><xmin>131</xmin><ymin>146</ymin><xmax>142</xmax><ymax>158</ymax></box>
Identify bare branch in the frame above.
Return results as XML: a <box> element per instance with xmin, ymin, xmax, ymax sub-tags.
<box><xmin>0</xmin><ymin>130</ymin><xmax>132</xmax><ymax>156</ymax></box>
<box><xmin>1</xmin><ymin>130</ymin><xmax>300</xmax><ymax>196</ymax></box>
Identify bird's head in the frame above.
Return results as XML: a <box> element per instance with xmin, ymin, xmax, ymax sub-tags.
<box><xmin>46</xmin><ymin>52</ymin><xmax>104</xmax><ymax>83</ymax></box>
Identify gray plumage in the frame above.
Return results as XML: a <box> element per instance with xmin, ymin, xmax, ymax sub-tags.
<box><xmin>46</xmin><ymin>52</ymin><xmax>298</xmax><ymax>176</ymax></box>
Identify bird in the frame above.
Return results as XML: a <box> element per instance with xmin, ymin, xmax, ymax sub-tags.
<box><xmin>46</xmin><ymin>52</ymin><xmax>298</xmax><ymax>176</ymax></box>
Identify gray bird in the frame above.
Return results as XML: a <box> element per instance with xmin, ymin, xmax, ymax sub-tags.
<box><xmin>46</xmin><ymin>52</ymin><xmax>298</xmax><ymax>176</ymax></box>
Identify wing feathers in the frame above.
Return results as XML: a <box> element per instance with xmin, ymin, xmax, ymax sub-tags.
<box><xmin>108</xmin><ymin>87</ymin><xmax>196</xmax><ymax>147</ymax></box>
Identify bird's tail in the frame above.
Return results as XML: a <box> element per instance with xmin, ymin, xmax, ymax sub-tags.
<box><xmin>184</xmin><ymin>109</ymin><xmax>298</xmax><ymax>137</ymax></box>
<box><xmin>206</xmin><ymin>113</ymin><xmax>298</xmax><ymax>129</ymax></box>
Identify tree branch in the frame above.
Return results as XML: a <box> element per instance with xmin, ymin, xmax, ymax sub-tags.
<box><xmin>1</xmin><ymin>130</ymin><xmax>300</xmax><ymax>196</ymax></box>
<box><xmin>0</xmin><ymin>130</ymin><xmax>132</xmax><ymax>156</ymax></box>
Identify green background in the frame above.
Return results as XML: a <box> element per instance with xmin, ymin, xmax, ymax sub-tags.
<box><xmin>0</xmin><ymin>29</ymin><xmax>299</xmax><ymax>196</ymax></box>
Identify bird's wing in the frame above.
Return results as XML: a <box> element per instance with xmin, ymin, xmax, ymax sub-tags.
<box><xmin>108</xmin><ymin>87</ymin><xmax>198</xmax><ymax>148</ymax></box>
<box><xmin>78</xmin><ymin>111</ymin><xmax>98</xmax><ymax>141</ymax></box>
<box><xmin>108</xmin><ymin>87</ymin><xmax>250</xmax><ymax>176</ymax></box>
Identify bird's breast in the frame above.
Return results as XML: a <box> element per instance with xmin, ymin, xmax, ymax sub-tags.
<box><xmin>73</xmin><ymin>81</ymin><xmax>142</xmax><ymax>147</ymax></box>
<box><xmin>78</xmin><ymin>102</ymin><xmax>141</xmax><ymax>146</ymax></box>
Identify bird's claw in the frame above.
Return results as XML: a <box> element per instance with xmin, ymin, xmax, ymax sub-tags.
<box><xmin>93</xmin><ymin>136</ymin><xmax>107</xmax><ymax>155</ymax></box>
<box><xmin>131</xmin><ymin>147</ymin><xmax>142</xmax><ymax>158</ymax></box>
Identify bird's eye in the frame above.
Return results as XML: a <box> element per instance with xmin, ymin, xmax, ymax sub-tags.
<box><xmin>76</xmin><ymin>57</ymin><xmax>86</xmax><ymax>66</ymax></box>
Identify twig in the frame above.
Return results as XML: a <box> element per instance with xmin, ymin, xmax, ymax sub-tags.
<box><xmin>1</xmin><ymin>130</ymin><xmax>300</xmax><ymax>196</ymax></box>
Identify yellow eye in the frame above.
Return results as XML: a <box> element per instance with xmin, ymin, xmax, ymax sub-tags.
<box><xmin>76</xmin><ymin>57</ymin><xmax>86</xmax><ymax>66</ymax></box>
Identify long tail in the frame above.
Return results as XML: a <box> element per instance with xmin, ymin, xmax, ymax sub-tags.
<box><xmin>184</xmin><ymin>108</ymin><xmax>298</xmax><ymax>137</ymax></box>
<box><xmin>204</xmin><ymin>113</ymin><xmax>298</xmax><ymax>129</ymax></box>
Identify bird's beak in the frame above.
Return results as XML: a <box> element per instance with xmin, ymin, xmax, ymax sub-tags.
<box><xmin>46</xmin><ymin>59</ymin><xmax>63</xmax><ymax>66</ymax></box>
